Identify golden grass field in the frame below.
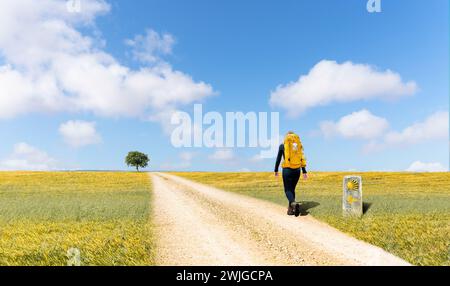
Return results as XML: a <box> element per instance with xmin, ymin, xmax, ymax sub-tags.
<box><xmin>0</xmin><ymin>172</ymin><xmax>154</xmax><ymax>266</ymax></box>
<box><xmin>1</xmin><ymin>171</ymin><xmax>448</xmax><ymax>266</ymax></box>
<box><xmin>174</xmin><ymin>172</ymin><xmax>450</xmax><ymax>266</ymax></box>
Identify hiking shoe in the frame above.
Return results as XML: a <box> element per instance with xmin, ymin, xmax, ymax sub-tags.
<box><xmin>287</xmin><ymin>205</ymin><xmax>294</xmax><ymax>216</ymax></box>
<box><xmin>294</xmin><ymin>203</ymin><xmax>301</xmax><ymax>217</ymax></box>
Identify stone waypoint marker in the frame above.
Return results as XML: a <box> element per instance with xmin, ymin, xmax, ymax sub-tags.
<box><xmin>343</xmin><ymin>176</ymin><xmax>363</xmax><ymax>217</ymax></box>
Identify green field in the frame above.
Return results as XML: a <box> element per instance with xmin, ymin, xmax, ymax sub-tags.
<box><xmin>0</xmin><ymin>172</ymin><xmax>154</xmax><ymax>266</ymax></box>
<box><xmin>174</xmin><ymin>172</ymin><xmax>450</xmax><ymax>266</ymax></box>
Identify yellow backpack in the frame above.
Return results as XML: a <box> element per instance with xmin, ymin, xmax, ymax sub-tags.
<box><xmin>282</xmin><ymin>133</ymin><xmax>307</xmax><ymax>169</ymax></box>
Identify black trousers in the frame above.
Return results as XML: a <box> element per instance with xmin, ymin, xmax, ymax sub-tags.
<box><xmin>282</xmin><ymin>168</ymin><xmax>301</xmax><ymax>204</ymax></box>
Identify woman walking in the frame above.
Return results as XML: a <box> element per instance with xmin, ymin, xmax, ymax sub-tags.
<box><xmin>274</xmin><ymin>131</ymin><xmax>308</xmax><ymax>216</ymax></box>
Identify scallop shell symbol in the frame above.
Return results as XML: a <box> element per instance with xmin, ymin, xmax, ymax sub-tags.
<box><xmin>346</xmin><ymin>179</ymin><xmax>359</xmax><ymax>191</ymax></box>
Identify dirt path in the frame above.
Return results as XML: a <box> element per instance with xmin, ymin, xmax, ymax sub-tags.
<box><xmin>151</xmin><ymin>172</ymin><xmax>410</xmax><ymax>266</ymax></box>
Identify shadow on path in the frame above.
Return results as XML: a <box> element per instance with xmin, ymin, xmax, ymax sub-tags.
<box><xmin>299</xmin><ymin>201</ymin><xmax>320</xmax><ymax>216</ymax></box>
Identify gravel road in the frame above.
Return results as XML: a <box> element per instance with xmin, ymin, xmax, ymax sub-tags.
<box><xmin>151</xmin><ymin>172</ymin><xmax>410</xmax><ymax>266</ymax></box>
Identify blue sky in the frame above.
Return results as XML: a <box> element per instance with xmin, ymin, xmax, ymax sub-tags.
<box><xmin>0</xmin><ymin>0</ymin><xmax>448</xmax><ymax>172</ymax></box>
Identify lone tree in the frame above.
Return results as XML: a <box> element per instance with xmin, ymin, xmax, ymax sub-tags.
<box><xmin>125</xmin><ymin>151</ymin><xmax>149</xmax><ymax>172</ymax></box>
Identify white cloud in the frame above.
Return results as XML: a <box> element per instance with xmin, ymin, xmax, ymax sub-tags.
<box><xmin>0</xmin><ymin>143</ymin><xmax>58</xmax><ymax>171</ymax></box>
<box><xmin>160</xmin><ymin>151</ymin><xmax>195</xmax><ymax>170</ymax></box>
<box><xmin>179</xmin><ymin>151</ymin><xmax>195</xmax><ymax>162</ymax></box>
<box><xmin>59</xmin><ymin>120</ymin><xmax>102</xmax><ymax>148</ymax></box>
<box><xmin>406</xmin><ymin>161</ymin><xmax>448</xmax><ymax>172</ymax></box>
<box><xmin>270</xmin><ymin>60</ymin><xmax>417</xmax><ymax>116</ymax></box>
<box><xmin>209</xmin><ymin>149</ymin><xmax>235</xmax><ymax>161</ymax></box>
<box><xmin>384</xmin><ymin>111</ymin><xmax>449</xmax><ymax>145</ymax></box>
<box><xmin>320</xmin><ymin>109</ymin><xmax>389</xmax><ymax>140</ymax></box>
<box><xmin>364</xmin><ymin>111</ymin><xmax>449</xmax><ymax>152</ymax></box>
<box><xmin>125</xmin><ymin>29</ymin><xmax>175</xmax><ymax>64</ymax></box>
<box><xmin>250</xmin><ymin>154</ymin><xmax>266</xmax><ymax>162</ymax></box>
<box><xmin>0</xmin><ymin>0</ymin><xmax>214</xmax><ymax>124</ymax></box>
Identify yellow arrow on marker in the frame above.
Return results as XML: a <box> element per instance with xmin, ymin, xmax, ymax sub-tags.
<box><xmin>347</xmin><ymin>195</ymin><xmax>359</xmax><ymax>204</ymax></box>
